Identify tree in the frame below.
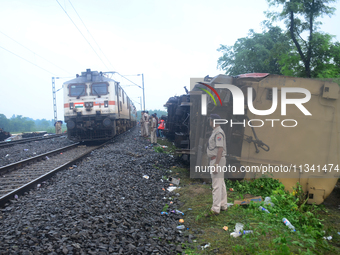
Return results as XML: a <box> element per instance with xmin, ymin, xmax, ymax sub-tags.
<box><xmin>0</xmin><ymin>114</ymin><xmax>56</xmax><ymax>133</ymax></box>
<box><xmin>217</xmin><ymin>26</ymin><xmax>291</xmax><ymax>75</ymax></box>
<box><xmin>0</xmin><ymin>114</ymin><xmax>10</xmax><ymax>131</ymax></box>
<box><xmin>34</xmin><ymin>118</ymin><xmax>51</xmax><ymax>130</ymax></box>
<box><xmin>266</xmin><ymin>0</ymin><xmax>338</xmax><ymax>78</ymax></box>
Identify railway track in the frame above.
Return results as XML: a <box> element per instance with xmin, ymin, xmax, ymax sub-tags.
<box><xmin>0</xmin><ymin>140</ymin><xmax>109</xmax><ymax>207</ymax></box>
<box><xmin>0</xmin><ymin>134</ymin><xmax>63</xmax><ymax>148</ymax></box>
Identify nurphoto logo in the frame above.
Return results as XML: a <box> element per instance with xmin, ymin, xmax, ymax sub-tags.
<box><xmin>199</xmin><ymin>82</ymin><xmax>312</xmax><ymax>128</ymax></box>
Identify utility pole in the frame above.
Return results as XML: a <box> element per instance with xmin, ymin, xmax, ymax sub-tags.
<box><xmin>141</xmin><ymin>73</ymin><xmax>145</xmax><ymax>111</ymax></box>
<box><xmin>52</xmin><ymin>77</ymin><xmax>57</xmax><ymax>124</ymax></box>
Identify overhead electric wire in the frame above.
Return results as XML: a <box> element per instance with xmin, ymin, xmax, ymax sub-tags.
<box><xmin>130</xmin><ymin>98</ymin><xmax>141</xmax><ymax>105</ymax></box>
<box><xmin>0</xmin><ymin>30</ymin><xmax>71</xmax><ymax>75</ymax></box>
<box><xmin>0</xmin><ymin>45</ymin><xmax>55</xmax><ymax>75</ymax></box>
<box><xmin>57</xmin><ymin>0</ymin><xmax>144</xmax><ymax>101</ymax></box>
<box><xmin>116</xmin><ymin>72</ymin><xmax>142</xmax><ymax>88</ymax></box>
<box><xmin>68</xmin><ymin>0</ymin><xmax>114</xmax><ymax>70</ymax></box>
<box><xmin>55</xmin><ymin>0</ymin><xmax>109</xmax><ymax>71</ymax></box>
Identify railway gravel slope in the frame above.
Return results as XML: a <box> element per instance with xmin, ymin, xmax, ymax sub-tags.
<box><xmin>0</xmin><ymin>136</ymin><xmax>75</xmax><ymax>167</ymax></box>
<box><xmin>0</xmin><ymin>129</ymin><xmax>186</xmax><ymax>254</ymax></box>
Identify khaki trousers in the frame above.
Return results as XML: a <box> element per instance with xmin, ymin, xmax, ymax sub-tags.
<box><xmin>144</xmin><ymin>122</ymin><xmax>149</xmax><ymax>136</ymax></box>
<box><xmin>141</xmin><ymin>122</ymin><xmax>145</xmax><ymax>136</ymax></box>
<box><xmin>55</xmin><ymin>124</ymin><xmax>62</xmax><ymax>134</ymax></box>
<box><xmin>151</xmin><ymin>127</ymin><xmax>157</xmax><ymax>144</ymax></box>
<box><xmin>210</xmin><ymin>157</ymin><xmax>228</xmax><ymax>213</ymax></box>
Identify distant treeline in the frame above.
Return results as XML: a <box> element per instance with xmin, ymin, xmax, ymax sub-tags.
<box><xmin>0</xmin><ymin>111</ymin><xmax>167</xmax><ymax>133</ymax></box>
<box><xmin>0</xmin><ymin>114</ymin><xmax>57</xmax><ymax>133</ymax></box>
<box><xmin>136</xmin><ymin>109</ymin><xmax>167</xmax><ymax>120</ymax></box>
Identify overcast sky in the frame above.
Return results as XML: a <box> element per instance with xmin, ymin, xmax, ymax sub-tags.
<box><xmin>1</xmin><ymin>0</ymin><xmax>340</xmax><ymax>121</ymax></box>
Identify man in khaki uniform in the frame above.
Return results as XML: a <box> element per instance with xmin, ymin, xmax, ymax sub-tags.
<box><xmin>140</xmin><ymin>111</ymin><xmax>145</xmax><ymax>136</ymax></box>
<box><xmin>150</xmin><ymin>114</ymin><xmax>157</xmax><ymax>144</ymax></box>
<box><xmin>206</xmin><ymin>114</ymin><xmax>228</xmax><ymax>215</ymax></box>
<box><xmin>143</xmin><ymin>111</ymin><xmax>149</xmax><ymax>137</ymax></box>
<box><xmin>55</xmin><ymin>121</ymin><xmax>62</xmax><ymax>134</ymax></box>
<box><xmin>148</xmin><ymin>115</ymin><xmax>152</xmax><ymax>137</ymax></box>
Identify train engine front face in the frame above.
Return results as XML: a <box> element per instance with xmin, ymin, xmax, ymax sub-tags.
<box><xmin>63</xmin><ymin>69</ymin><xmax>120</xmax><ymax>141</ymax></box>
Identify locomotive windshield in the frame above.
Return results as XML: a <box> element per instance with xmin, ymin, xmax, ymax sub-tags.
<box><xmin>91</xmin><ymin>83</ymin><xmax>108</xmax><ymax>96</ymax></box>
<box><xmin>69</xmin><ymin>84</ymin><xmax>86</xmax><ymax>98</ymax></box>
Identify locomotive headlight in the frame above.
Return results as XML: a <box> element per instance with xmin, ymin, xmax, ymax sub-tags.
<box><xmin>84</xmin><ymin>102</ymin><xmax>93</xmax><ymax>109</ymax></box>
<box><xmin>70</xmin><ymin>103</ymin><xmax>74</xmax><ymax>109</ymax></box>
<box><xmin>104</xmin><ymin>100</ymin><xmax>109</xmax><ymax>107</ymax></box>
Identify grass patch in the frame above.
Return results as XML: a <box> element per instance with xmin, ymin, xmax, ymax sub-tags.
<box><xmin>154</xmin><ymin>146</ymin><xmax>165</xmax><ymax>153</ymax></box>
<box><xmin>176</xmin><ymin>177</ymin><xmax>340</xmax><ymax>254</ymax></box>
<box><xmin>156</xmin><ymin>138</ymin><xmax>177</xmax><ymax>154</ymax></box>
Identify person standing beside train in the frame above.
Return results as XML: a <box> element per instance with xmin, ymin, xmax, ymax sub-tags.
<box><xmin>55</xmin><ymin>121</ymin><xmax>62</xmax><ymax>134</ymax></box>
<box><xmin>143</xmin><ymin>111</ymin><xmax>149</xmax><ymax>137</ymax></box>
<box><xmin>140</xmin><ymin>111</ymin><xmax>145</xmax><ymax>137</ymax></box>
<box><xmin>206</xmin><ymin>113</ymin><xmax>228</xmax><ymax>216</ymax></box>
<box><xmin>158</xmin><ymin>118</ymin><xmax>165</xmax><ymax>138</ymax></box>
<box><xmin>148</xmin><ymin>114</ymin><xmax>152</xmax><ymax>138</ymax></box>
<box><xmin>150</xmin><ymin>114</ymin><xmax>157</xmax><ymax>144</ymax></box>
<box><xmin>154</xmin><ymin>113</ymin><xmax>159</xmax><ymax>137</ymax></box>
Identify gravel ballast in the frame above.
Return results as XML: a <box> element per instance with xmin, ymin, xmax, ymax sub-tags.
<box><xmin>0</xmin><ymin>128</ymin><xmax>186</xmax><ymax>254</ymax></box>
<box><xmin>0</xmin><ymin>136</ymin><xmax>75</xmax><ymax>167</ymax></box>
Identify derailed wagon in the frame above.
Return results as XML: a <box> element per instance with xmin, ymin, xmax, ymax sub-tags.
<box><xmin>166</xmin><ymin>73</ymin><xmax>340</xmax><ymax>204</ymax></box>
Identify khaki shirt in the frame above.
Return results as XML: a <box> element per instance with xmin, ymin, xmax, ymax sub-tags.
<box><xmin>206</xmin><ymin>126</ymin><xmax>227</xmax><ymax>158</ymax></box>
<box><xmin>152</xmin><ymin>118</ymin><xmax>157</xmax><ymax>128</ymax></box>
<box><xmin>144</xmin><ymin>113</ymin><xmax>149</xmax><ymax>123</ymax></box>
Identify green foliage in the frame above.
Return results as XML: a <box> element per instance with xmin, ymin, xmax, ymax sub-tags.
<box><xmin>226</xmin><ymin>178</ymin><xmax>284</xmax><ymax>198</ymax></box>
<box><xmin>154</xmin><ymin>146</ymin><xmax>164</xmax><ymax>153</ymax></box>
<box><xmin>156</xmin><ymin>139</ymin><xmax>177</xmax><ymax>155</ymax></box>
<box><xmin>227</xmin><ymin>179</ymin><xmax>325</xmax><ymax>239</ymax></box>
<box><xmin>162</xmin><ymin>203</ymin><xmax>169</xmax><ymax>212</ymax></box>
<box><xmin>0</xmin><ymin>114</ymin><xmax>35</xmax><ymax>133</ymax></box>
<box><xmin>227</xmin><ymin>180</ymin><xmax>329</xmax><ymax>253</ymax></box>
<box><xmin>218</xmin><ymin>1</ymin><xmax>340</xmax><ymax>78</ymax></box>
<box><xmin>265</xmin><ymin>0</ymin><xmax>339</xmax><ymax>78</ymax></box>
<box><xmin>183</xmin><ymin>248</ymin><xmax>198</xmax><ymax>255</ymax></box>
<box><xmin>0</xmin><ymin>114</ymin><xmax>56</xmax><ymax>133</ymax></box>
<box><xmin>265</xmin><ymin>0</ymin><xmax>336</xmax><ymax>28</ymax></box>
<box><xmin>175</xmin><ymin>175</ymin><xmax>339</xmax><ymax>254</ymax></box>
<box><xmin>217</xmin><ymin>26</ymin><xmax>291</xmax><ymax>75</ymax></box>
<box><xmin>279</xmin><ymin>32</ymin><xmax>340</xmax><ymax>78</ymax></box>
<box><xmin>311</xmin><ymin>34</ymin><xmax>340</xmax><ymax>78</ymax></box>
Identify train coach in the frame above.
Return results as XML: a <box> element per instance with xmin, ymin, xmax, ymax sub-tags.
<box><xmin>63</xmin><ymin>69</ymin><xmax>137</xmax><ymax>141</ymax></box>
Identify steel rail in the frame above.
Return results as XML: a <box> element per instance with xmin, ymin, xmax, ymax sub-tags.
<box><xmin>0</xmin><ymin>143</ymin><xmax>79</xmax><ymax>176</ymax></box>
<box><xmin>0</xmin><ymin>140</ymin><xmax>113</xmax><ymax>208</ymax></box>
<box><xmin>0</xmin><ymin>134</ymin><xmax>64</xmax><ymax>148</ymax></box>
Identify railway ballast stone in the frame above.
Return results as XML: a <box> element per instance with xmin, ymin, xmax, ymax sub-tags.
<box><xmin>0</xmin><ymin>136</ymin><xmax>75</xmax><ymax>167</ymax></box>
<box><xmin>0</xmin><ymin>128</ymin><xmax>187</xmax><ymax>254</ymax></box>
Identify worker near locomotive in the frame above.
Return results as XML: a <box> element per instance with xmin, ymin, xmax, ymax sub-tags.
<box><xmin>164</xmin><ymin>73</ymin><xmax>340</xmax><ymax>205</ymax></box>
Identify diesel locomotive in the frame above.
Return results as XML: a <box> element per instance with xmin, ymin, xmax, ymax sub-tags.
<box><xmin>63</xmin><ymin>69</ymin><xmax>137</xmax><ymax>141</ymax></box>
